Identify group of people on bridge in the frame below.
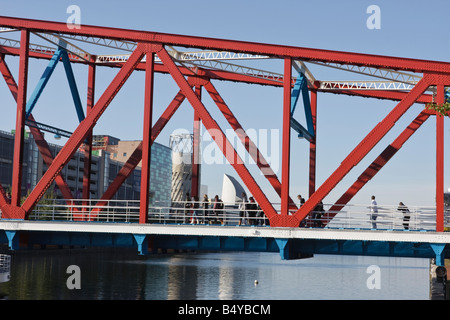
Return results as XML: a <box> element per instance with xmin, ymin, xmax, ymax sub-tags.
<box><xmin>179</xmin><ymin>192</ymin><xmax>413</xmax><ymax>229</ymax></box>
<box><xmin>370</xmin><ymin>195</ymin><xmax>411</xmax><ymax>230</ymax></box>
<box><xmin>182</xmin><ymin>192</ymin><xmax>268</xmax><ymax>226</ymax></box>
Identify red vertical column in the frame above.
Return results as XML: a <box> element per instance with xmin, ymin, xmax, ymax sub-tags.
<box><xmin>436</xmin><ymin>84</ymin><xmax>444</xmax><ymax>232</ymax></box>
<box><xmin>191</xmin><ymin>85</ymin><xmax>202</xmax><ymax>198</ymax></box>
<box><xmin>309</xmin><ymin>89</ymin><xmax>317</xmax><ymax>198</ymax></box>
<box><xmin>11</xmin><ymin>30</ymin><xmax>29</xmax><ymax>207</ymax></box>
<box><xmin>139</xmin><ymin>51</ymin><xmax>155</xmax><ymax>224</ymax></box>
<box><xmin>83</xmin><ymin>62</ymin><xmax>96</xmax><ymax>208</ymax></box>
<box><xmin>281</xmin><ymin>58</ymin><xmax>292</xmax><ymax>217</ymax></box>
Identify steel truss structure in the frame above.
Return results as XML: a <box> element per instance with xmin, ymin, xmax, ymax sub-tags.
<box><xmin>0</xmin><ymin>16</ymin><xmax>447</xmax><ymax>230</ymax></box>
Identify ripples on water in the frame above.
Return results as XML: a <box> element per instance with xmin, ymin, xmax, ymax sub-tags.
<box><xmin>0</xmin><ymin>249</ymin><xmax>430</xmax><ymax>300</ymax></box>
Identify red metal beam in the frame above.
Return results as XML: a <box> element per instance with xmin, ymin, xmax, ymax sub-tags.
<box><xmin>0</xmin><ymin>44</ymin><xmax>283</xmax><ymax>88</ymax></box>
<box><xmin>21</xmin><ymin>44</ymin><xmax>146</xmax><ymax>217</ymax></box>
<box><xmin>11</xmin><ymin>30</ymin><xmax>29</xmax><ymax>209</ymax></box>
<box><xmin>203</xmin><ymin>80</ymin><xmax>297</xmax><ymax>210</ymax></box>
<box><xmin>157</xmin><ymin>46</ymin><xmax>278</xmax><ymax>222</ymax></box>
<box><xmin>139</xmin><ymin>49</ymin><xmax>155</xmax><ymax>224</ymax></box>
<box><xmin>281</xmin><ymin>58</ymin><xmax>292</xmax><ymax>219</ymax></box>
<box><xmin>0</xmin><ymin>53</ymin><xmax>75</xmax><ymax>203</ymax></box>
<box><xmin>2</xmin><ymin>16</ymin><xmax>450</xmax><ymax>74</ymax></box>
<box><xmin>309</xmin><ymin>89</ymin><xmax>317</xmax><ymax>197</ymax></box>
<box><xmin>0</xmin><ymin>17</ymin><xmax>446</xmax><ymax>229</ymax></box>
<box><xmin>0</xmin><ymin>186</ymin><xmax>8</xmax><ymax>210</ymax></box>
<box><xmin>324</xmin><ymin>110</ymin><xmax>430</xmax><ymax>223</ymax></box>
<box><xmin>0</xmin><ymin>54</ymin><xmax>19</xmax><ymax>100</ymax></box>
<box><xmin>191</xmin><ymin>85</ymin><xmax>201</xmax><ymax>198</ymax></box>
<box><xmin>82</xmin><ymin>63</ymin><xmax>96</xmax><ymax>202</ymax></box>
<box><xmin>80</xmin><ymin>62</ymin><xmax>96</xmax><ymax>220</ymax></box>
<box><xmin>27</xmin><ymin>115</ymin><xmax>75</xmax><ymax>200</ymax></box>
<box><xmin>88</xmin><ymin>90</ymin><xmax>186</xmax><ymax>219</ymax></box>
<box><xmin>436</xmin><ymin>84</ymin><xmax>445</xmax><ymax>232</ymax></box>
<box><xmin>0</xmin><ymin>54</ymin><xmax>20</xmax><ymax>208</ymax></box>
<box><xmin>294</xmin><ymin>76</ymin><xmax>432</xmax><ymax>226</ymax></box>
<box><xmin>1</xmin><ymin>42</ymin><xmax>439</xmax><ymax>104</ymax></box>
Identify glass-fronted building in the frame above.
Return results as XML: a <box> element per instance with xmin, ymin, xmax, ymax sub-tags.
<box><xmin>0</xmin><ymin>131</ymin><xmax>172</xmax><ymax>205</ymax></box>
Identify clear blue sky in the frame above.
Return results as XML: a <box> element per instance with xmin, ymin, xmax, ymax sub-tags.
<box><xmin>0</xmin><ymin>0</ymin><xmax>448</xmax><ymax>206</ymax></box>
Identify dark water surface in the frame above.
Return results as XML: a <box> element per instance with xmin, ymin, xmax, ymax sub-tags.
<box><xmin>0</xmin><ymin>248</ymin><xmax>430</xmax><ymax>300</ymax></box>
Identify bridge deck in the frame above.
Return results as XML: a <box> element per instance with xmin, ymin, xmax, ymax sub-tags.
<box><xmin>1</xmin><ymin>219</ymin><xmax>450</xmax><ymax>244</ymax></box>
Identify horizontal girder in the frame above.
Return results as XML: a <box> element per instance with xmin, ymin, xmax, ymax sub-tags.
<box><xmin>0</xmin><ymin>19</ymin><xmax>443</xmax><ymax>99</ymax></box>
<box><xmin>1</xmin><ymin>16</ymin><xmax>450</xmax><ymax>75</ymax></box>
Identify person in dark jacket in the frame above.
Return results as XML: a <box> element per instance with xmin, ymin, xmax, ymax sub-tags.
<box><xmin>246</xmin><ymin>197</ymin><xmax>258</xmax><ymax>225</ymax></box>
<box><xmin>313</xmin><ymin>201</ymin><xmax>324</xmax><ymax>228</ymax></box>
<box><xmin>397</xmin><ymin>202</ymin><xmax>410</xmax><ymax>230</ymax></box>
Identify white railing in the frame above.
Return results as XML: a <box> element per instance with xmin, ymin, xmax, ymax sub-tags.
<box><xmin>0</xmin><ymin>254</ymin><xmax>11</xmax><ymax>283</ymax></box>
<box><xmin>27</xmin><ymin>199</ymin><xmax>248</xmax><ymax>226</ymax></box>
<box><xmin>312</xmin><ymin>203</ymin><xmax>443</xmax><ymax>231</ymax></box>
<box><xmin>1</xmin><ymin>199</ymin><xmax>448</xmax><ymax>231</ymax></box>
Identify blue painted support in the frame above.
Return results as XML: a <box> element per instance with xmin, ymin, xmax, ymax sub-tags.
<box><xmin>290</xmin><ymin>75</ymin><xmax>304</xmax><ymax>115</ymax></box>
<box><xmin>430</xmin><ymin>243</ymin><xmax>446</xmax><ymax>266</ymax></box>
<box><xmin>5</xmin><ymin>231</ymin><xmax>18</xmax><ymax>250</ymax></box>
<box><xmin>291</xmin><ymin>118</ymin><xmax>314</xmax><ymax>142</ymax></box>
<box><xmin>133</xmin><ymin>234</ymin><xmax>148</xmax><ymax>255</ymax></box>
<box><xmin>25</xmin><ymin>48</ymin><xmax>63</xmax><ymax>119</ymax></box>
<box><xmin>301</xmin><ymin>78</ymin><xmax>314</xmax><ymax>137</ymax></box>
<box><xmin>60</xmin><ymin>50</ymin><xmax>85</xmax><ymax>122</ymax></box>
<box><xmin>290</xmin><ymin>73</ymin><xmax>315</xmax><ymax>142</ymax></box>
<box><xmin>275</xmin><ymin>238</ymin><xmax>290</xmax><ymax>260</ymax></box>
<box><xmin>25</xmin><ymin>48</ymin><xmax>85</xmax><ymax>125</ymax></box>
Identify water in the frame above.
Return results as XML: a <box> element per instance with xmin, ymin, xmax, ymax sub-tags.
<box><xmin>0</xmin><ymin>249</ymin><xmax>430</xmax><ymax>300</ymax></box>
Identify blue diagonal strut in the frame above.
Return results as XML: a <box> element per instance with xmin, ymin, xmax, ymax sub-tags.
<box><xmin>61</xmin><ymin>49</ymin><xmax>85</xmax><ymax>122</ymax></box>
<box><xmin>25</xmin><ymin>48</ymin><xmax>63</xmax><ymax>119</ymax></box>
<box><xmin>290</xmin><ymin>73</ymin><xmax>315</xmax><ymax>142</ymax></box>
<box><xmin>301</xmin><ymin>76</ymin><xmax>314</xmax><ymax>137</ymax></box>
<box><xmin>24</xmin><ymin>47</ymin><xmax>86</xmax><ymax>139</ymax></box>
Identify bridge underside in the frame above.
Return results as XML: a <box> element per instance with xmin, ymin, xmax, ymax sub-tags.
<box><xmin>1</xmin><ymin>229</ymin><xmax>447</xmax><ymax>262</ymax></box>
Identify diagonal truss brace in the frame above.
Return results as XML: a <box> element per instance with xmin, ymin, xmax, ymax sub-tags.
<box><xmin>20</xmin><ymin>43</ymin><xmax>147</xmax><ymax>218</ymax></box>
<box><xmin>1</xmin><ymin>46</ymin><xmax>90</xmax><ymax>208</ymax></box>
<box><xmin>290</xmin><ymin>73</ymin><xmax>314</xmax><ymax>142</ymax></box>
<box><xmin>157</xmin><ymin>46</ymin><xmax>278</xmax><ymax>221</ymax></box>
<box><xmin>0</xmin><ymin>55</ymin><xmax>75</xmax><ymax>202</ymax></box>
<box><xmin>293</xmin><ymin>75</ymin><xmax>432</xmax><ymax>226</ymax></box>
<box><xmin>88</xmin><ymin>90</ymin><xmax>186</xmax><ymax>219</ymax></box>
<box><xmin>25</xmin><ymin>47</ymin><xmax>85</xmax><ymax>122</ymax></box>
<box><xmin>324</xmin><ymin>110</ymin><xmax>431</xmax><ymax>224</ymax></box>
<box><xmin>203</xmin><ymin>80</ymin><xmax>298</xmax><ymax>210</ymax></box>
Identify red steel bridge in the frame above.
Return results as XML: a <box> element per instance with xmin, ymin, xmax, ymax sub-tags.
<box><xmin>0</xmin><ymin>17</ymin><xmax>449</xmax><ymax>265</ymax></box>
